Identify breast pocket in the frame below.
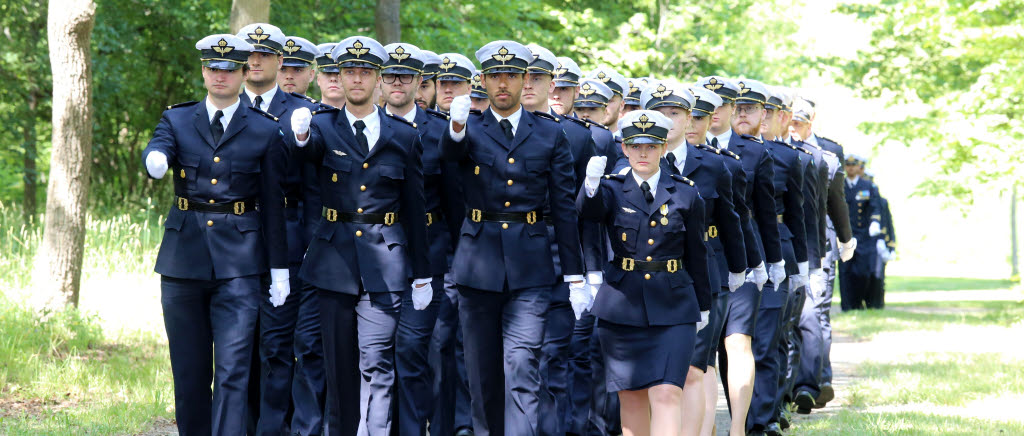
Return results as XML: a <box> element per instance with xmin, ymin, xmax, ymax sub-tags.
<box><xmin>469</xmin><ymin>149</ymin><xmax>495</xmax><ymax>179</ymax></box>
<box><xmin>322</xmin><ymin>153</ymin><xmax>353</xmax><ymax>187</ymax></box>
<box><xmin>230</xmin><ymin>160</ymin><xmax>261</xmax><ymax>194</ymax></box>
<box><xmin>613</xmin><ymin>213</ymin><xmax>641</xmax><ymax>251</ymax></box>
<box><xmin>524</xmin><ymin>158</ymin><xmax>548</xmax><ymax>177</ymax></box>
<box><xmin>176</xmin><ymin>152</ymin><xmax>200</xmax><ymax>190</ymax></box>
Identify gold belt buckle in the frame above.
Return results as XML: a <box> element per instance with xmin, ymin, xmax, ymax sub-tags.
<box><xmin>326</xmin><ymin>208</ymin><xmax>338</xmax><ymax>222</ymax></box>
<box><xmin>426</xmin><ymin>212</ymin><xmax>433</xmax><ymax>226</ymax></box>
<box><xmin>233</xmin><ymin>201</ymin><xmax>246</xmax><ymax>215</ymax></box>
<box><xmin>384</xmin><ymin>212</ymin><xmax>397</xmax><ymax>226</ymax></box>
<box><xmin>621</xmin><ymin>257</ymin><xmax>635</xmax><ymax>271</ymax></box>
<box><xmin>526</xmin><ymin>211</ymin><xmax>537</xmax><ymax>225</ymax></box>
<box><xmin>471</xmin><ymin>209</ymin><xmax>482</xmax><ymax>222</ymax></box>
<box><xmin>667</xmin><ymin>259</ymin><xmax>679</xmax><ymax>273</ymax></box>
<box><xmin>707</xmin><ymin>225</ymin><xmax>718</xmax><ymax>238</ymax></box>
<box><xmin>777</xmin><ymin>214</ymin><xmax>784</xmax><ymax>223</ymax></box>
<box><xmin>177</xmin><ymin>197</ymin><xmax>189</xmax><ymax>211</ymax></box>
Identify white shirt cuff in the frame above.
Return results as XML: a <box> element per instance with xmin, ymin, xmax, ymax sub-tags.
<box><xmin>564</xmin><ymin>274</ymin><xmax>585</xmax><ymax>283</ymax></box>
<box><xmin>270</xmin><ymin>268</ymin><xmax>289</xmax><ymax>282</ymax></box>
<box><xmin>586</xmin><ymin>271</ymin><xmax>604</xmax><ymax>285</ymax></box>
<box><xmin>584</xmin><ymin>177</ymin><xmax>599</xmax><ymax>197</ymax></box>
<box><xmin>413</xmin><ymin>278</ymin><xmax>432</xmax><ymax>286</ymax></box>
<box><xmin>449</xmin><ymin>121</ymin><xmax>466</xmax><ymax>142</ymax></box>
<box><xmin>294</xmin><ymin>132</ymin><xmax>309</xmax><ymax>147</ymax></box>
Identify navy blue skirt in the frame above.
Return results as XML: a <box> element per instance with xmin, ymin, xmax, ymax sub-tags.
<box><xmin>597</xmin><ymin>319</ymin><xmax>696</xmax><ymax>392</ymax></box>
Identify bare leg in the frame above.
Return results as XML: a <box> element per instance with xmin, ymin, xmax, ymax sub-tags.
<box><xmin>681</xmin><ymin>366</ymin><xmax>706</xmax><ymax>436</ymax></box>
<box><xmin>724</xmin><ymin>334</ymin><xmax>754</xmax><ymax>436</ymax></box>
<box><xmin>619</xmin><ymin>389</ymin><xmax>652</xmax><ymax>436</ymax></box>
<box><xmin>700</xmin><ymin>366</ymin><xmax>719</xmax><ymax>436</ymax></box>
<box><xmin>649</xmin><ymin>384</ymin><xmax>684</xmax><ymax>436</ymax></box>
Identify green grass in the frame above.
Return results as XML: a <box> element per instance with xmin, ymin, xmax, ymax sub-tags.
<box><xmin>792</xmin><ymin>409</ymin><xmax>1024</xmax><ymax>435</ymax></box>
<box><xmin>833</xmin><ymin>300</ymin><xmax>1024</xmax><ymax>340</ymax></box>
<box><xmin>0</xmin><ymin>295</ymin><xmax>173</xmax><ymax>435</ymax></box>
<box><xmin>885</xmin><ymin>276</ymin><xmax>1018</xmax><ymax>292</ymax></box>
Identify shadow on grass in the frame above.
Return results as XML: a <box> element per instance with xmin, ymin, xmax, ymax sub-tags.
<box><xmin>792</xmin><ymin>408</ymin><xmax>1024</xmax><ymax>435</ymax></box>
<box><xmin>886</xmin><ymin>276</ymin><xmax>1017</xmax><ymax>292</ymax></box>
<box><xmin>834</xmin><ymin>301</ymin><xmax>1024</xmax><ymax>341</ymax></box>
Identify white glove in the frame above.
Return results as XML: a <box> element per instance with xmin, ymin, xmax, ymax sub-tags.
<box><xmin>697</xmin><ymin>310</ymin><xmax>710</xmax><ymax>332</ymax></box>
<box><xmin>291</xmin><ymin>107</ymin><xmax>312</xmax><ymax>137</ymax></box>
<box><xmin>728</xmin><ymin>271</ymin><xmax>746</xmax><ymax>293</ymax></box>
<box><xmin>791</xmin><ymin>261</ymin><xmax>809</xmax><ymax>290</ymax></box>
<box><xmin>585</xmin><ymin>155</ymin><xmax>608</xmax><ymax>197</ymax></box>
<box><xmin>412</xmin><ymin>280</ymin><xmax>433</xmax><ymax>310</ymax></box>
<box><xmin>768</xmin><ymin>260</ymin><xmax>787</xmax><ymax>287</ymax></box>
<box><xmin>450</xmin><ymin>95</ymin><xmax>471</xmax><ymax>125</ymax></box>
<box><xmin>868</xmin><ymin>221</ymin><xmax>881</xmax><ymax>237</ymax></box>
<box><xmin>809</xmin><ymin>268</ymin><xmax>827</xmax><ymax>298</ymax></box>
<box><xmin>586</xmin><ymin>271</ymin><xmax>603</xmax><ymax>310</ymax></box>
<box><xmin>746</xmin><ymin>262</ymin><xmax>769</xmax><ymax>291</ymax></box>
<box><xmin>146</xmin><ymin>151</ymin><xmax>168</xmax><ymax>179</ymax></box>
<box><xmin>569</xmin><ymin>280</ymin><xmax>590</xmax><ymax>320</ymax></box>
<box><xmin>268</xmin><ymin>268</ymin><xmax>291</xmax><ymax>307</ymax></box>
<box><xmin>839</xmin><ymin>238</ymin><xmax>857</xmax><ymax>262</ymax></box>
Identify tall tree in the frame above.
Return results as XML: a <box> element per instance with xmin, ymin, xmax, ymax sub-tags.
<box><xmin>375</xmin><ymin>0</ymin><xmax>400</xmax><ymax>44</ymax></box>
<box><xmin>32</xmin><ymin>0</ymin><xmax>96</xmax><ymax>310</ymax></box>
<box><xmin>230</xmin><ymin>0</ymin><xmax>270</xmax><ymax>33</ymax></box>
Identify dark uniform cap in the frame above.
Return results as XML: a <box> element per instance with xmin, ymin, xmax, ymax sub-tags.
<box><xmin>526</xmin><ymin>43</ymin><xmax>558</xmax><ymax>75</ymax></box>
<box><xmin>475</xmin><ymin>40</ymin><xmax>532</xmax><ymax>74</ymax></box>
<box><xmin>733</xmin><ymin>79</ymin><xmax>770</xmax><ymax>105</ymax></box>
<box><xmin>436</xmin><ymin>53</ymin><xmax>475</xmax><ymax>82</ymax></box>
<box><xmin>471</xmin><ymin>70</ymin><xmax>488</xmax><ymax>99</ymax></box>
<box><xmin>574</xmin><ymin>79</ymin><xmax>613</xmax><ymax>108</ymax></box>
<box><xmin>618</xmin><ymin>110</ymin><xmax>673</xmax><ymax>145</ymax></box>
<box><xmin>281</xmin><ymin>36</ymin><xmax>317</xmax><ymax>67</ymax></box>
<box><xmin>641</xmin><ymin>80</ymin><xmax>695</xmax><ymax>111</ymax></box>
<box><xmin>331</xmin><ymin>36</ymin><xmax>387</xmax><ymax>70</ymax></box>
<box><xmin>624</xmin><ymin>78</ymin><xmax>645</xmax><ymax>106</ymax></box>
<box><xmin>776</xmin><ymin>87</ymin><xmax>795</xmax><ymax>112</ymax></box>
<box><xmin>587</xmin><ymin>67</ymin><xmax>627</xmax><ymax>97</ymax></box>
<box><xmin>553</xmin><ymin>57</ymin><xmax>582</xmax><ymax>87</ymax></box>
<box><xmin>845</xmin><ymin>153</ymin><xmax>866</xmax><ymax>166</ymax></box>
<box><xmin>316</xmin><ymin>43</ymin><xmax>339</xmax><ymax>73</ymax></box>
<box><xmin>381</xmin><ymin>42</ymin><xmax>426</xmax><ymax>75</ymax></box>
<box><xmin>237</xmin><ymin>23</ymin><xmax>285</xmax><ymax>55</ymax></box>
<box><xmin>764</xmin><ymin>85</ymin><xmax>784</xmax><ymax>110</ymax></box>
<box><xmin>690</xmin><ymin>87</ymin><xmax>724</xmax><ymax>116</ymax></box>
<box><xmin>196</xmin><ymin>34</ymin><xmax>254</xmax><ymax>71</ymax></box>
<box><xmin>420</xmin><ymin>50</ymin><xmax>442</xmax><ymax>80</ymax></box>
<box><xmin>695</xmin><ymin>76</ymin><xmax>740</xmax><ymax>102</ymax></box>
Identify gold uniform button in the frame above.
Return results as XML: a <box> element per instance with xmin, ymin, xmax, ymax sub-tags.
<box><xmin>648</xmin><ymin>239</ymin><xmax>654</xmax><ymax>245</ymax></box>
<box><xmin>357</xmin><ymin>208</ymin><xmax>364</xmax><ymax>213</ymax></box>
<box><xmin>644</xmin><ymin>273</ymin><xmax>651</xmax><ymax>280</ymax></box>
<box><xmin>502</xmin><ymin>223</ymin><xmax>509</xmax><ymax>229</ymax></box>
<box><xmin>207</xmin><ymin>220</ymin><xmax>214</xmax><ymax>227</ymax></box>
<box><xmin>646</xmin><ymin>256</ymin><xmax>653</xmax><ymax>261</ymax></box>
<box><xmin>211</xmin><ymin>178</ymin><xmax>218</xmax><ymax>185</ymax></box>
<box><xmin>213</xmin><ymin>156</ymin><xmax>220</xmax><ymax>163</ymax></box>
<box><xmin>504</xmin><ymin>201</ymin><xmax>511</xmax><ymax>207</ymax></box>
<box><xmin>363</xmin><ymin>163</ymin><xmax>369</xmax><ymax>169</ymax></box>
<box><xmin>332</xmin><ymin>173</ymin><xmax>338</xmax><ymax>182</ymax></box>
<box><xmin>360</xmin><ymin>185</ymin><xmax>367</xmax><ymax>191</ymax></box>
<box><xmin>208</xmin><ymin>199</ymin><xmax>215</xmax><ymax>204</ymax></box>
<box><xmin>507</xmin><ymin>179</ymin><xmax>514</xmax><ymax>186</ymax></box>
<box><xmin>356</xmin><ymin>230</ymin><xmax>363</xmax><ymax>237</ymax></box>
<box><xmin>508</xmin><ymin>158</ymin><xmax>515</xmax><ymax>164</ymax></box>
<box><xmin>650</xmin><ymin>221</ymin><xmax>656</xmax><ymax>227</ymax></box>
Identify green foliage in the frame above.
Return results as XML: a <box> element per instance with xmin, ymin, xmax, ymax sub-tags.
<box><xmin>837</xmin><ymin>0</ymin><xmax>1024</xmax><ymax>201</ymax></box>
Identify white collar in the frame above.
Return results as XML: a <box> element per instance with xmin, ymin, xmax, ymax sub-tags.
<box><xmin>344</xmin><ymin>105</ymin><xmax>382</xmax><ymax>149</ymax></box>
<box><xmin>847</xmin><ymin>175</ymin><xmax>860</xmax><ymax>186</ymax></box>
<box><xmin>205</xmin><ymin>97</ymin><xmax>240</xmax><ymax>128</ymax></box>
<box><xmin>385</xmin><ymin>105</ymin><xmax>417</xmax><ymax>123</ymax></box>
<box><xmin>490</xmin><ymin>105</ymin><xmax>524</xmax><ymax>134</ymax></box>
<box><xmin>244</xmin><ymin>86</ymin><xmax>278</xmax><ymax>112</ymax></box>
<box><xmin>805</xmin><ymin>133</ymin><xmax>819</xmax><ymax>146</ymax></box>
<box><xmin>631</xmin><ymin>169</ymin><xmax>661</xmax><ymax>197</ymax></box>
<box><xmin>712</xmin><ymin>129</ymin><xmax>733</xmax><ymax>149</ymax></box>
<box><xmin>666</xmin><ymin>144</ymin><xmax>687</xmax><ymax>170</ymax></box>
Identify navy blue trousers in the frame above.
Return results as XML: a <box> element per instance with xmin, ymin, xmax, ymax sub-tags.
<box><xmin>428</xmin><ymin>273</ymin><xmax>473</xmax><ymax>434</ymax></box>
<box><xmin>394</xmin><ymin>274</ymin><xmax>444</xmax><ymax>436</ymax></box>
<box><xmin>539</xmin><ymin>282</ymin><xmax>573</xmax><ymax>436</ymax></box>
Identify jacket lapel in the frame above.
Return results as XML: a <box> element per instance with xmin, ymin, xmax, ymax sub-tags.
<box><xmin>508</xmin><ymin>110</ymin><xmax>534</xmax><ymax>153</ymax></box>
<box><xmin>621</xmin><ymin>170</ymin><xmax>651</xmax><ymax>215</ymax></box>
<box><xmin>333</xmin><ymin>107</ymin><xmax>362</xmax><ymax>157</ymax></box>
<box><xmin>681</xmin><ymin>144</ymin><xmax>701</xmax><ymax>177</ymax></box>
<box><xmin>268</xmin><ymin>87</ymin><xmax>287</xmax><ymax>117</ymax></box>
<box><xmin>480</xmin><ymin>108</ymin><xmax>509</xmax><ymax>149</ymax></box>
<box><xmin>366</xmin><ymin>107</ymin><xmax>394</xmax><ymax>161</ymax></box>
<box><xmin>649</xmin><ymin>173</ymin><xmax>675</xmax><ymax>217</ymax></box>
<box><xmin>218</xmin><ymin>106</ymin><xmax>248</xmax><ymax>147</ymax></box>
<box><xmin>192</xmin><ymin>103</ymin><xmax>215</xmax><ymax>148</ymax></box>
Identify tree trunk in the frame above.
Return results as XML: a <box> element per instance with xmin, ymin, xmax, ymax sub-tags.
<box><xmin>375</xmin><ymin>0</ymin><xmax>401</xmax><ymax>44</ymax></box>
<box><xmin>32</xmin><ymin>0</ymin><xmax>96</xmax><ymax>311</ymax></box>
<box><xmin>229</xmin><ymin>0</ymin><xmax>271</xmax><ymax>34</ymax></box>
<box><xmin>23</xmin><ymin>90</ymin><xmax>39</xmax><ymax>223</ymax></box>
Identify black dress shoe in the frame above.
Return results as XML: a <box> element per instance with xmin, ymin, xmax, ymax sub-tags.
<box><xmin>795</xmin><ymin>389</ymin><xmax>816</xmax><ymax>414</ymax></box>
<box><xmin>455</xmin><ymin>427</ymin><xmax>475</xmax><ymax>436</ymax></box>
<box><xmin>779</xmin><ymin>407</ymin><xmax>791</xmax><ymax>430</ymax></box>
<box><xmin>815</xmin><ymin>382</ymin><xmax>834</xmax><ymax>408</ymax></box>
<box><xmin>765</xmin><ymin>422</ymin><xmax>782</xmax><ymax>436</ymax></box>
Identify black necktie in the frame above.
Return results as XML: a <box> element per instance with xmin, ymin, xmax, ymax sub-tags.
<box><xmin>711</xmin><ymin>137</ymin><xmax>720</xmax><ymax>149</ymax></box>
<box><xmin>253</xmin><ymin>95</ymin><xmax>263</xmax><ymax>110</ymax></box>
<box><xmin>640</xmin><ymin>181</ymin><xmax>653</xmax><ymax>203</ymax></box>
<box><xmin>211</xmin><ymin>110</ymin><xmax>224</xmax><ymax>144</ymax></box>
<box><xmin>665</xmin><ymin>153</ymin><xmax>680</xmax><ymax>175</ymax></box>
<box><xmin>499</xmin><ymin>119</ymin><xmax>514</xmax><ymax>143</ymax></box>
<box><xmin>354</xmin><ymin>120</ymin><xmax>369</xmax><ymax>155</ymax></box>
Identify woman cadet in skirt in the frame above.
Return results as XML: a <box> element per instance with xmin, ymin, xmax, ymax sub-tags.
<box><xmin>577</xmin><ymin>109</ymin><xmax>712</xmax><ymax>436</ymax></box>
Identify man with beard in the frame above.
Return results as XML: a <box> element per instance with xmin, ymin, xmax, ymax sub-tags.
<box><xmin>278</xmin><ymin>36</ymin><xmax>316</xmax><ymax>96</ymax></box>
<box><xmin>416</xmin><ymin>50</ymin><xmax>442</xmax><ymax>110</ymax></box>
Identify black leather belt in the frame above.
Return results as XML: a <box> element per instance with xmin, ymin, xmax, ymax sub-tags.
<box><xmin>322</xmin><ymin>207</ymin><xmax>398</xmax><ymax>225</ymax></box>
<box><xmin>467</xmin><ymin>208</ymin><xmax>543</xmax><ymax>224</ymax></box>
<box><xmin>613</xmin><ymin>255</ymin><xmax>683</xmax><ymax>273</ymax></box>
<box><xmin>426</xmin><ymin>209</ymin><xmax>444</xmax><ymax>226</ymax></box>
<box><xmin>176</xmin><ymin>196</ymin><xmax>257</xmax><ymax>215</ymax></box>
<box><xmin>284</xmin><ymin>197</ymin><xmax>301</xmax><ymax>208</ymax></box>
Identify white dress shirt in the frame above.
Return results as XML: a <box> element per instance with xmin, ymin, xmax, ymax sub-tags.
<box><xmin>711</xmin><ymin>129</ymin><xmax>733</xmax><ymax>150</ymax></box>
<box><xmin>666</xmin><ymin>145</ymin><xmax>687</xmax><ymax>174</ymax></box>
<box><xmin>448</xmin><ymin>105</ymin><xmax>524</xmax><ymax>141</ymax></box>
<box><xmin>206</xmin><ymin>97</ymin><xmax>240</xmax><ymax>131</ymax></box>
<box><xmin>345</xmin><ymin>105</ymin><xmax>382</xmax><ymax>151</ymax></box>
<box><xmin>386</xmin><ymin>105</ymin><xmax>418</xmax><ymax>124</ymax></box>
<box><xmin>244</xmin><ymin>86</ymin><xmax>278</xmax><ymax>113</ymax></box>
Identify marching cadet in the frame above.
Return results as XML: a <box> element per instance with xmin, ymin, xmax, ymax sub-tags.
<box><xmin>622</xmin><ymin>78</ymin><xmax>644</xmax><ymax>115</ymax></box>
<box><xmin>234</xmin><ymin>23</ymin><xmax>328</xmax><ymax>436</ymax></box>
<box><xmin>840</xmin><ymin>154</ymin><xmax>881</xmax><ymax>311</ymax></box>
<box><xmin>695</xmin><ymin>75</ymin><xmax>782</xmax><ymax>436</ymax></box>
<box><xmin>278</xmin><ymin>36</ymin><xmax>317</xmax><ymax>95</ymax></box>
<box><xmin>288</xmin><ymin>36</ymin><xmax>432</xmax><ymax>436</ymax></box>
<box><xmin>578</xmin><ymin>110</ymin><xmax>711</xmax><ymax>436</ymax></box>
<box><xmin>573</xmin><ymin>78</ymin><xmax>620</xmax><ymax>174</ymax></box>
<box><xmin>143</xmin><ymin>34</ymin><xmax>288</xmax><ymax>436</ymax></box>
<box><xmin>435</xmin><ymin>53</ymin><xmax>475</xmax><ymax>113</ymax></box>
<box><xmin>376</xmin><ymin>42</ymin><xmax>462</xmax><ymax>436</ymax></box>
<box><xmin>440</xmin><ymin>40</ymin><xmax>586</xmax><ymax>436</ymax></box>
<box><xmin>470</xmin><ymin>70</ymin><xmax>490</xmax><ymax>111</ymax></box>
<box><xmin>522</xmin><ymin>43</ymin><xmax>599</xmax><ymax>436</ymax></box>
<box><xmin>872</xmin><ymin>181</ymin><xmax>896</xmax><ymax>308</ymax></box>
<box><xmin>548</xmin><ymin>57</ymin><xmax>580</xmax><ymax>117</ymax></box>
<box><xmin>643</xmin><ymin>81</ymin><xmax>747</xmax><ymax>436</ymax></box>
<box><xmin>586</xmin><ymin>67</ymin><xmax>629</xmax><ymax>133</ymax></box>
<box><xmin>862</xmin><ymin>169</ymin><xmax>891</xmax><ymax>309</ymax></box>
<box><xmin>315</xmin><ymin>43</ymin><xmax>345</xmax><ymax>108</ymax></box>
<box><xmin>416</xmin><ymin>50</ymin><xmax>442</xmax><ymax>110</ymax></box>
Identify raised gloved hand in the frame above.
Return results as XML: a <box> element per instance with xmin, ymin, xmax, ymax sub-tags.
<box><xmin>450</xmin><ymin>95</ymin><xmax>471</xmax><ymax>126</ymax></box>
<box><xmin>768</xmin><ymin>260</ymin><xmax>787</xmax><ymax>288</ymax></box>
<box><xmin>586</xmin><ymin>271</ymin><xmax>603</xmax><ymax>311</ymax></box>
<box><xmin>269</xmin><ymin>268</ymin><xmax>291</xmax><ymax>307</ymax></box>
<box><xmin>869</xmin><ymin>221</ymin><xmax>882</xmax><ymax>237</ymax></box>
<box><xmin>746</xmin><ymin>262</ymin><xmax>769</xmax><ymax>291</ymax></box>
<box><xmin>728</xmin><ymin>271</ymin><xmax>746</xmax><ymax>293</ymax></box>
<box><xmin>569</xmin><ymin>280</ymin><xmax>590</xmax><ymax>320</ymax></box>
<box><xmin>585</xmin><ymin>155</ymin><xmax>608</xmax><ymax>196</ymax></box>
<box><xmin>412</xmin><ymin>279</ymin><xmax>433</xmax><ymax>310</ymax></box>
<box><xmin>839</xmin><ymin>237</ymin><xmax>857</xmax><ymax>262</ymax></box>
<box><xmin>791</xmin><ymin>261</ymin><xmax>809</xmax><ymax>290</ymax></box>
<box><xmin>291</xmin><ymin>107</ymin><xmax>312</xmax><ymax>139</ymax></box>
<box><xmin>697</xmin><ymin>310</ymin><xmax>710</xmax><ymax>332</ymax></box>
<box><xmin>146</xmin><ymin>151</ymin><xmax>169</xmax><ymax>179</ymax></box>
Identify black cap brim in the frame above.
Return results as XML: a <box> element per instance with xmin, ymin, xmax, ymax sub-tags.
<box><xmin>318</xmin><ymin>66</ymin><xmax>341</xmax><ymax>73</ymax></box>
<box><xmin>381</xmin><ymin>66</ymin><xmax>422</xmax><ymax>75</ymax></box>
<box><xmin>203</xmin><ymin>60</ymin><xmax>244</xmax><ymax>71</ymax></box>
<box><xmin>471</xmin><ymin>91</ymin><xmax>488</xmax><ymax>99</ymax></box>
<box><xmin>282</xmin><ymin>59</ymin><xmax>313</xmax><ymax>68</ymax></box>
<box><xmin>437</xmin><ymin>75</ymin><xmax>471</xmax><ymax>82</ymax></box>
<box><xmin>339</xmin><ymin>61</ymin><xmax>380</xmax><ymax>70</ymax></box>
<box><xmin>574</xmin><ymin>100</ymin><xmax>607</xmax><ymax>108</ymax></box>
<box><xmin>553</xmin><ymin>79</ymin><xmax>579</xmax><ymax>88</ymax></box>
<box><xmin>623</xmin><ymin>136</ymin><xmax>666</xmax><ymax>145</ymax></box>
<box><xmin>482</xmin><ymin>67</ymin><xmax>526</xmax><ymax>74</ymax></box>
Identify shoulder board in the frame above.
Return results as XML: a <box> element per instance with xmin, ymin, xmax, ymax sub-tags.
<box><xmin>670</xmin><ymin>174</ymin><xmax>695</xmax><ymax>186</ymax></box>
<box><xmin>696</xmin><ymin>143</ymin><xmax>721</xmax><ymax>154</ymax></box>
<box><xmin>785</xmin><ymin>142</ymin><xmax>812</xmax><ymax>155</ymax></box>
<box><xmin>469</xmin><ymin>109</ymin><xmax>483</xmax><ymax>115</ymax></box>
<box><xmin>818</xmin><ymin>135</ymin><xmax>842</xmax><ymax>146</ymax></box>
<box><xmin>563</xmin><ymin>115</ymin><xmax>590</xmax><ymax>128</ymax></box>
<box><xmin>532</xmin><ymin>110</ymin><xmax>558</xmax><ymax>121</ymax></box>
<box><xmin>602</xmin><ymin>173</ymin><xmax>627</xmax><ymax>182</ymax></box>
<box><xmin>740</xmin><ymin>134</ymin><xmax>763</xmax><ymax>144</ymax></box>
<box><xmin>425</xmin><ymin>108</ymin><xmax>450</xmax><ymax>120</ymax></box>
<box><xmin>805</xmin><ymin>142</ymin><xmax>824</xmax><ymax>151</ymax></box>
<box><xmin>166</xmin><ymin>100</ymin><xmax>199</xmax><ymax>110</ymax></box>
<box><xmin>312</xmin><ymin>107</ymin><xmax>340</xmax><ymax>116</ymax></box>
<box><xmin>249</xmin><ymin>106</ymin><xmax>279</xmax><ymax>122</ymax></box>
<box><xmin>289</xmin><ymin>92</ymin><xmax>317</xmax><ymax>103</ymax></box>
<box><xmin>388</xmin><ymin>112</ymin><xmax>417</xmax><ymax>128</ymax></box>
<box><xmin>797</xmin><ymin>146</ymin><xmax>813</xmax><ymax>155</ymax></box>
<box><xmin>722</xmin><ymin>149</ymin><xmax>741</xmax><ymax>160</ymax></box>
<box><xmin>590</xmin><ymin>121</ymin><xmax>609</xmax><ymax>130</ymax></box>
<box><xmin>820</xmin><ymin>149</ymin><xmax>836</xmax><ymax>157</ymax></box>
